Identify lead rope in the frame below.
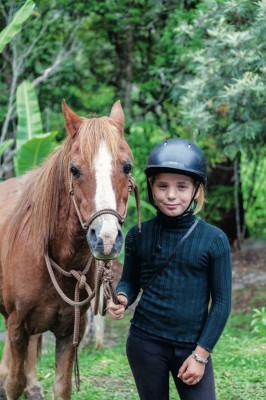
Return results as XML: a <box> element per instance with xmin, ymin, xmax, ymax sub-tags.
<box><xmin>44</xmin><ymin>254</ymin><xmax>128</xmax><ymax>389</ymax></box>
<box><xmin>129</xmin><ymin>176</ymin><xmax>141</xmax><ymax>233</ymax></box>
<box><xmin>93</xmin><ymin>260</ymin><xmax>120</xmax><ymax>316</ymax></box>
<box><xmin>44</xmin><ymin>254</ymin><xmax>95</xmax><ymax>390</ymax></box>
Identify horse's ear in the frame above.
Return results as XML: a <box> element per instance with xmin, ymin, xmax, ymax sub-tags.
<box><xmin>62</xmin><ymin>100</ymin><xmax>82</xmax><ymax>138</ymax></box>
<box><xmin>110</xmin><ymin>101</ymin><xmax>125</xmax><ymax>132</ymax></box>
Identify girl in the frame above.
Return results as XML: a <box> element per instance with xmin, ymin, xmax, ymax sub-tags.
<box><xmin>108</xmin><ymin>138</ymin><xmax>232</xmax><ymax>400</ymax></box>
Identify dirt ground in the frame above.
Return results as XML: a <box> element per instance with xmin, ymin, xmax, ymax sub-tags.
<box><xmin>231</xmin><ymin>239</ymin><xmax>266</xmax><ymax>311</ymax></box>
<box><xmin>231</xmin><ymin>239</ymin><xmax>266</xmax><ymax>288</ymax></box>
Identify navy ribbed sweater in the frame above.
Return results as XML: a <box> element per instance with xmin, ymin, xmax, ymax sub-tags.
<box><xmin>117</xmin><ymin>211</ymin><xmax>232</xmax><ymax>352</ymax></box>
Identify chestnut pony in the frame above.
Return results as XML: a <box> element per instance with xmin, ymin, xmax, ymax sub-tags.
<box><xmin>0</xmin><ymin>101</ymin><xmax>134</xmax><ymax>399</ymax></box>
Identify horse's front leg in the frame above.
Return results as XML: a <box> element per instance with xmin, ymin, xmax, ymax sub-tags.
<box><xmin>53</xmin><ymin>334</ymin><xmax>77</xmax><ymax>400</ymax></box>
<box><xmin>5</xmin><ymin>316</ymin><xmax>29</xmax><ymax>400</ymax></box>
<box><xmin>53</xmin><ymin>316</ymin><xmax>87</xmax><ymax>400</ymax></box>
<box><xmin>24</xmin><ymin>334</ymin><xmax>44</xmax><ymax>400</ymax></box>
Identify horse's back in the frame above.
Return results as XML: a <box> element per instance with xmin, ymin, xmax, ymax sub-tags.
<box><xmin>0</xmin><ymin>175</ymin><xmax>28</xmax><ymax>219</ymax></box>
<box><xmin>0</xmin><ymin>175</ymin><xmax>30</xmax><ymax>267</ymax></box>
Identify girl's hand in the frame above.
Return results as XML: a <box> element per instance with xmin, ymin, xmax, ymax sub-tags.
<box><xmin>178</xmin><ymin>355</ymin><xmax>205</xmax><ymax>385</ymax></box>
<box><xmin>107</xmin><ymin>295</ymin><xmax>128</xmax><ymax>320</ymax></box>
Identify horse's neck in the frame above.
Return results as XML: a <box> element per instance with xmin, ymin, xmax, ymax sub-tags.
<box><xmin>49</xmin><ymin>198</ymin><xmax>90</xmax><ymax>268</ymax></box>
<box><xmin>50</xmin><ymin>239</ymin><xmax>92</xmax><ymax>272</ymax></box>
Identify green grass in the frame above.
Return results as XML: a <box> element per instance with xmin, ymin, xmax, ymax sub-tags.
<box><xmin>0</xmin><ymin>285</ymin><xmax>265</xmax><ymax>399</ymax></box>
<box><xmin>214</xmin><ymin>330</ymin><xmax>265</xmax><ymax>399</ymax></box>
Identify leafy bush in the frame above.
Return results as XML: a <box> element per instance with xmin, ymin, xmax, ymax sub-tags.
<box><xmin>251</xmin><ymin>307</ymin><xmax>266</xmax><ymax>338</ymax></box>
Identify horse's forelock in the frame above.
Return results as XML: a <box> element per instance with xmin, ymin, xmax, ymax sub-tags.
<box><xmin>77</xmin><ymin>117</ymin><xmax>128</xmax><ymax>164</ymax></box>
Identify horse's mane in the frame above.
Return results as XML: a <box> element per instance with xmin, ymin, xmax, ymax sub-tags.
<box><xmin>3</xmin><ymin>116</ymin><xmax>130</xmax><ymax>262</ymax></box>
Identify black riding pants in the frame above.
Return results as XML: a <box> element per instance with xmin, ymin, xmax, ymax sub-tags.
<box><xmin>126</xmin><ymin>331</ymin><xmax>216</xmax><ymax>400</ymax></box>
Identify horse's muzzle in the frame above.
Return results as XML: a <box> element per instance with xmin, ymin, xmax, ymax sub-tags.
<box><xmin>86</xmin><ymin>223</ymin><xmax>124</xmax><ymax>260</ymax></box>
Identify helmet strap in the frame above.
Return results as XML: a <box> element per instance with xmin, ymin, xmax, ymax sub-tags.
<box><xmin>178</xmin><ymin>181</ymin><xmax>201</xmax><ymax>217</ymax></box>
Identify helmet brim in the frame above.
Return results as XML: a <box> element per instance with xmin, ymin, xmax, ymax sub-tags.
<box><xmin>145</xmin><ymin>166</ymin><xmax>206</xmax><ymax>183</ymax></box>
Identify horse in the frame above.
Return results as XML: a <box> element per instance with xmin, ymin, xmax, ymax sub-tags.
<box><xmin>0</xmin><ymin>100</ymin><xmax>137</xmax><ymax>400</ymax></box>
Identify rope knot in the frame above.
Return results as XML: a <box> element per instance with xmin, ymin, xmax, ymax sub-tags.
<box><xmin>69</xmin><ymin>270</ymin><xmax>86</xmax><ymax>290</ymax></box>
<box><xmin>78</xmin><ymin>274</ymin><xmax>86</xmax><ymax>290</ymax></box>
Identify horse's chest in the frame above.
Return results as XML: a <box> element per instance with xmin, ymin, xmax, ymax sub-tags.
<box><xmin>54</xmin><ymin>306</ymin><xmax>76</xmax><ymax>334</ymax></box>
<box><xmin>26</xmin><ymin>302</ymin><xmax>75</xmax><ymax>335</ymax></box>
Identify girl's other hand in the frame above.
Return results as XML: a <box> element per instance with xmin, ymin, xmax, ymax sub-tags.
<box><xmin>108</xmin><ymin>295</ymin><xmax>128</xmax><ymax>320</ymax></box>
<box><xmin>178</xmin><ymin>355</ymin><xmax>205</xmax><ymax>385</ymax></box>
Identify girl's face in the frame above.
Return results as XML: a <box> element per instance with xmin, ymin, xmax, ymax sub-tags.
<box><xmin>151</xmin><ymin>173</ymin><xmax>198</xmax><ymax>217</ymax></box>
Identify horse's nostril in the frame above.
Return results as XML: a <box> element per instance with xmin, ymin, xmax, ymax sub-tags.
<box><xmin>117</xmin><ymin>228</ymin><xmax>123</xmax><ymax>240</ymax></box>
<box><xmin>87</xmin><ymin>228</ymin><xmax>97</xmax><ymax>245</ymax></box>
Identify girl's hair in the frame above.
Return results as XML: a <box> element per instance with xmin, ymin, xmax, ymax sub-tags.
<box><xmin>194</xmin><ymin>184</ymin><xmax>205</xmax><ymax>213</ymax></box>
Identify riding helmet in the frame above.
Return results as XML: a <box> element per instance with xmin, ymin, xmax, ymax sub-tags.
<box><xmin>145</xmin><ymin>138</ymin><xmax>207</xmax><ymax>207</ymax></box>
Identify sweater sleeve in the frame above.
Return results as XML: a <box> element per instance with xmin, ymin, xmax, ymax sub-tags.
<box><xmin>197</xmin><ymin>232</ymin><xmax>232</xmax><ymax>352</ymax></box>
<box><xmin>116</xmin><ymin>227</ymin><xmax>141</xmax><ymax>307</ymax></box>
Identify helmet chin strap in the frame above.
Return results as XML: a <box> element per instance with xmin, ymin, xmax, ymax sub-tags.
<box><xmin>175</xmin><ymin>181</ymin><xmax>201</xmax><ymax>218</ymax></box>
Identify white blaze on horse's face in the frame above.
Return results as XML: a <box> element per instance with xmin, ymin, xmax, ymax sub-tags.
<box><xmin>86</xmin><ymin>140</ymin><xmax>124</xmax><ymax>259</ymax></box>
<box><xmin>94</xmin><ymin>141</ymin><xmax>116</xmax><ymax>210</ymax></box>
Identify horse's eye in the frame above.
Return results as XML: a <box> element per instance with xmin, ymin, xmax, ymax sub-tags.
<box><xmin>70</xmin><ymin>164</ymin><xmax>80</xmax><ymax>178</ymax></box>
<box><xmin>123</xmin><ymin>161</ymin><xmax>132</xmax><ymax>175</ymax></box>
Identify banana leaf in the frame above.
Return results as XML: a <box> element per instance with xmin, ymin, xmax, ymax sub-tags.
<box><xmin>0</xmin><ymin>0</ymin><xmax>35</xmax><ymax>54</ymax></box>
<box><xmin>14</xmin><ymin>132</ymin><xmax>57</xmax><ymax>176</ymax></box>
<box><xmin>16</xmin><ymin>80</ymin><xmax>43</xmax><ymax>150</ymax></box>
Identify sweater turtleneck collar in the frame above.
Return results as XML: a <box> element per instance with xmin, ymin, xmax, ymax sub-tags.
<box><xmin>156</xmin><ymin>209</ymin><xmax>196</xmax><ymax>229</ymax></box>
<box><xmin>151</xmin><ymin>210</ymin><xmax>197</xmax><ymax>257</ymax></box>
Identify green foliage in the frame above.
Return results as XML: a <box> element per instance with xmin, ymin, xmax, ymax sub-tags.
<box><xmin>14</xmin><ymin>131</ymin><xmax>57</xmax><ymax>175</ymax></box>
<box><xmin>241</xmin><ymin>154</ymin><xmax>266</xmax><ymax>238</ymax></box>
<box><xmin>16</xmin><ymin>80</ymin><xmax>43</xmax><ymax>149</ymax></box>
<box><xmin>175</xmin><ymin>0</ymin><xmax>266</xmax><ymax>157</ymax></box>
<box><xmin>0</xmin><ymin>0</ymin><xmax>35</xmax><ymax>53</ymax></box>
<box><xmin>14</xmin><ymin>80</ymin><xmax>57</xmax><ymax>175</ymax></box>
<box><xmin>171</xmin><ymin>0</ymin><xmax>266</xmax><ymax>237</ymax></box>
<box><xmin>251</xmin><ymin>307</ymin><xmax>266</xmax><ymax>338</ymax></box>
<box><xmin>204</xmin><ymin>185</ymin><xmax>234</xmax><ymax>222</ymax></box>
<box><xmin>0</xmin><ymin>1</ymin><xmax>34</xmax><ymax>178</ymax></box>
